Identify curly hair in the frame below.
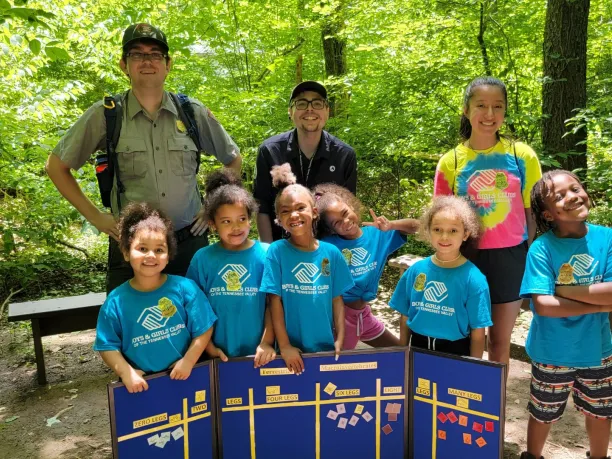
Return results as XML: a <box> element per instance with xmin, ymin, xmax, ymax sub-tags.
<box><xmin>271</xmin><ymin>163</ymin><xmax>315</xmax><ymax>214</ymax></box>
<box><xmin>203</xmin><ymin>169</ymin><xmax>258</xmax><ymax>222</ymax></box>
<box><xmin>312</xmin><ymin>183</ymin><xmax>363</xmax><ymax>238</ymax></box>
<box><xmin>118</xmin><ymin>202</ymin><xmax>177</xmax><ymax>260</ymax></box>
<box><xmin>530</xmin><ymin>169</ymin><xmax>591</xmax><ymax>234</ymax></box>
<box><xmin>419</xmin><ymin>196</ymin><xmax>481</xmax><ymax>255</ymax></box>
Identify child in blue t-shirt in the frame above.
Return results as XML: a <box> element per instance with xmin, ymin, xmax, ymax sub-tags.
<box><xmin>94</xmin><ymin>203</ymin><xmax>217</xmax><ymax>393</ymax></box>
<box><xmin>519</xmin><ymin>170</ymin><xmax>612</xmax><ymax>459</ymax></box>
<box><xmin>260</xmin><ymin>164</ymin><xmax>354</xmax><ymax>375</ymax></box>
<box><xmin>186</xmin><ymin>170</ymin><xmax>275</xmax><ymax>367</ymax></box>
<box><xmin>389</xmin><ymin>196</ymin><xmax>492</xmax><ymax>357</ymax></box>
<box><xmin>313</xmin><ymin>183</ymin><xmax>418</xmax><ymax>349</ymax></box>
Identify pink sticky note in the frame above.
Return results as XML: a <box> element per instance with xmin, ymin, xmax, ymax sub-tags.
<box><xmin>485</xmin><ymin>421</ymin><xmax>494</xmax><ymax>432</ymax></box>
<box><xmin>382</xmin><ymin>424</ymin><xmax>393</xmax><ymax>435</ymax></box>
<box><xmin>447</xmin><ymin>411</ymin><xmax>457</xmax><ymax>423</ymax></box>
<box><xmin>437</xmin><ymin>412</ymin><xmax>448</xmax><ymax>423</ymax></box>
<box><xmin>338</xmin><ymin>417</ymin><xmax>348</xmax><ymax>429</ymax></box>
<box><xmin>327</xmin><ymin>410</ymin><xmax>338</xmax><ymax>420</ymax></box>
<box><xmin>472</xmin><ymin>422</ymin><xmax>483</xmax><ymax>433</ymax></box>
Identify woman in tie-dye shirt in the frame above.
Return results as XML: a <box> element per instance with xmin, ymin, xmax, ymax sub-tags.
<box><xmin>433</xmin><ymin>77</ymin><xmax>542</xmax><ymax>371</ymax></box>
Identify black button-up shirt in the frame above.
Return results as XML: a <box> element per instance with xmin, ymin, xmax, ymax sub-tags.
<box><xmin>254</xmin><ymin>129</ymin><xmax>357</xmax><ymax>241</ymax></box>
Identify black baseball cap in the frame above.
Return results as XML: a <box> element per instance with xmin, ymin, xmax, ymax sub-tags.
<box><xmin>122</xmin><ymin>23</ymin><xmax>169</xmax><ymax>52</ymax></box>
<box><xmin>290</xmin><ymin>81</ymin><xmax>327</xmax><ymax>103</ymax></box>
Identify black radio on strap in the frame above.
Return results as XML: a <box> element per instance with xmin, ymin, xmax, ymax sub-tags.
<box><xmin>102</xmin><ymin>92</ymin><xmax>125</xmax><ymax>213</ymax></box>
<box><xmin>99</xmin><ymin>91</ymin><xmax>204</xmax><ymax>213</ymax></box>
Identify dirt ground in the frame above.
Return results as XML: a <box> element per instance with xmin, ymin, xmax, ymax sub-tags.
<box><xmin>0</xmin><ymin>280</ymin><xmax>607</xmax><ymax>458</ymax></box>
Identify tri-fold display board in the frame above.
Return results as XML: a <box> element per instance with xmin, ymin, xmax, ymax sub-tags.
<box><xmin>108</xmin><ymin>348</ymin><xmax>505</xmax><ymax>459</ymax></box>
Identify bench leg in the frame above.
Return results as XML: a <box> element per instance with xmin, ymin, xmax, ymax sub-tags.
<box><xmin>31</xmin><ymin>319</ymin><xmax>47</xmax><ymax>385</ymax></box>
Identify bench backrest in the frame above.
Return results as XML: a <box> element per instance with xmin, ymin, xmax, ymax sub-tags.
<box><xmin>8</xmin><ymin>292</ymin><xmax>107</xmax><ymax>321</ymax></box>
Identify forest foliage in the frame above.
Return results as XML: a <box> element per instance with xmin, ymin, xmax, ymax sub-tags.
<box><xmin>1</xmin><ymin>0</ymin><xmax>612</xmax><ymax>301</ymax></box>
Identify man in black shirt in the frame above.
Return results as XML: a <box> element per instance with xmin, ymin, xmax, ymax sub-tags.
<box><xmin>254</xmin><ymin>81</ymin><xmax>357</xmax><ymax>241</ymax></box>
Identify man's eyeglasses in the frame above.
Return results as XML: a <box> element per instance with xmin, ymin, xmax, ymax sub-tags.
<box><xmin>291</xmin><ymin>98</ymin><xmax>327</xmax><ymax>110</ymax></box>
<box><xmin>126</xmin><ymin>52</ymin><xmax>167</xmax><ymax>62</ymax></box>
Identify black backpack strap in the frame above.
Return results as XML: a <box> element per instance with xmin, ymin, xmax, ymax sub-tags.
<box><xmin>513</xmin><ymin>141</ymin><xmax>525</xmax><ymax>205</ymax></box>
<box><xmin>513</xmin><ymin>142</ymin><xmax>524</xmax><ymax>184</ymax></box>
<box><xmin>104</xmin><ymin>92</ymin><xmax>125</xmax><ymax>213</ymax></box>
<box><xmin>169</xmin><ymin>92</ymin><xmax>203</xmax><ymax>174</ymax></box>
<box><xmin>452</xmin><ymin>147</ymin><xmax>457</xmax><ymax>195</ymax></box>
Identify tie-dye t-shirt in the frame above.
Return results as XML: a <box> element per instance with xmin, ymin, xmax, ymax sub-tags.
<box><xmin>433</xmin><ymin>139</ymin><xmax>541</xmax><ymax>249</ymax></box>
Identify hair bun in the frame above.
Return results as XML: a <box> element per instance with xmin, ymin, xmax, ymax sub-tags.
<box><xmin>204</xmin><ymin>169</ymin><xmax>242</xmax><ymax>195</ymax></box>
<box><xmin>271</xmin><ymin>163</ymin><xmax>297</xmax><ymax>189</ymax></box>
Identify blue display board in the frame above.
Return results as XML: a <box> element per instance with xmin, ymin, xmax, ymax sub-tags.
<box><xmin>108</xmin><ymin>362</ymin><xmax>216</xmax><ymax>459</ymax></box>
<box><xmin>409</xmin><ymin>349</ymin><xmax>506</xmax><ymax>459</ymax></box>
<box><xmin>216</xmin><ymin>349</ymin><xmax>409</xmax><ymax>459</ymax></box>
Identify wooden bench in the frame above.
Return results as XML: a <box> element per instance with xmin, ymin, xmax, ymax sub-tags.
<box><xmin>8</xmin><ymin>292</ymin><xmax>106</xmax><ymax>385</ymax></box>
<box><xmin>388</xmin><ymin>253</ymin><xmax>425</xmax><ymax>276</ymax></box>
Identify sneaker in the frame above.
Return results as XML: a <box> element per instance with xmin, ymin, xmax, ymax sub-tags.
<box><xmin>520</xmin><ymin>453</ymin><xmax>543</xmax><ymax>459</ymax></box>
<box><xmin>586</xmin><ymin>453</ymin><xmax>611</xmax><ymax>459</ymax></box>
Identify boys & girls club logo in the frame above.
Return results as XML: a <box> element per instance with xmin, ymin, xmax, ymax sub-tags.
<box><xmin>467</xmin><ymin>170</ymin><xmax>509</xmax><ymax>193</ymax></box>
<box><xmin>423</xmin><ymin>281</ymin><xmax>448</xmax><ymax>303</ymax></box>
<box><xmin>292</xmin><ymin>262</ymin><xmax>322</xmax><ymax>283</ymax></box>
<box><xmin>347</xmin><ymin>247</ymin><xmax>371</xmax><ymax>266</ymax></box>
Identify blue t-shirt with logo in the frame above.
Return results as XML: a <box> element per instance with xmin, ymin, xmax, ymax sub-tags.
<box><xmin>94</xmin><ymin>275</ymin><xmax>217</xmax><ymax>374</ymax></box>
<box><xmin>260</xmin><ymin>239</ymin><xmax>354</xmax><ymax>353</ymax></box>
<box><xmin>520</xmin><ymin>223</ymin><xmax>612</xmax><ymax>367</ymax></box>
<box><xmin>389</xmin><ymin>257</ymin><xmax>492</xmax><ymax>341</ymax></box>
<box><xmin>186</xmin><ymin>241</ymin><xmax>269</xmax><ymax>358</ymax></box>
<box><xmin>323</xmin><ymin>227</ymin><xmax>406</xmax><ymax>303</ymax></box>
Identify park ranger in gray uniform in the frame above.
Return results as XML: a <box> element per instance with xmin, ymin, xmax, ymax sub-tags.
<box><xmin>46</xmin><ymin>23</ymin><xmax>242</xmax><ymax>293</ymax></box>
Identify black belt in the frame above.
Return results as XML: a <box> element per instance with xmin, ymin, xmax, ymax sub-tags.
<box><xmin>176</xmin><ymin>222</ymin><xmax>196</xmax><ymax>243</ymax></box>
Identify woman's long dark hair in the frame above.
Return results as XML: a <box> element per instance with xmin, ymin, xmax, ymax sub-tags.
<box><xmin>459</xmin><ymin>76</ymin><xmax>508</xmax><ymax>141</ymax></box>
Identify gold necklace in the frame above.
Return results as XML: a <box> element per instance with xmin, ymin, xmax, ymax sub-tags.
<box><xmin>467</xmin><ymin>140</ymin><xmax>497</xmax><ymax>152</ymax></box>
<box><xmin>433</xmin><ymin>253</ymin><xmax>462</xmax><ymax>264</ymax></box>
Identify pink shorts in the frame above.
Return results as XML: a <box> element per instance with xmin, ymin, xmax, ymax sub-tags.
<box><xmin>343</xmin><ymin>304</ymin><xmax>386</xmax><ymax>350</ymax></box>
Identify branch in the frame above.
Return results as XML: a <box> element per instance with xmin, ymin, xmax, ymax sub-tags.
<box><xmin>0</xmin><ymin>288</ymin><xmax>24</xmax><ymax>319</ymax></box>
<box><xmin>489</xmin><ymin>16</ymin><xmax>520</xmax><ymax>114</ymax></box>
<box><xmin>256</xmin><ymin>38</ymin><xmax>305</xmax><ymax>83</ymax></box>
<box><xmin>53</xmin><ymin>239</ymin><xmax>90</xmax><ymax>258</ymax></box>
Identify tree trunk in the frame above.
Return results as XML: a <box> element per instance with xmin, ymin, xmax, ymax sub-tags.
<box><xmin>295</xmin><ymin>54</ymin><xmax>303</xmax><ymax>84</ymax></box>
<box><xmin>295</xmin><ymin>0</ymin><xmax>304</xmax><ymax>85</ymax></box>
<box><xmin>542</xmin><ymin>0</ymin><xmax>590</xmax><ymax>175</ymax></box>
<box><xmin>321</xmin><ymin>3</ymin><xmax>348</xmax><ymax>118</ymax></box>
<box><xmin>477</xmin><ymin>2</ymin><xmax>492</xmax><ymax>76</ymax></box>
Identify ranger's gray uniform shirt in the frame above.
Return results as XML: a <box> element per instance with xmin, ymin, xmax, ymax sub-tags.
<box><xmin>52</xmin><ymin>91</ymin><xmax>239</xmax><ymax>230</ymax></box>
